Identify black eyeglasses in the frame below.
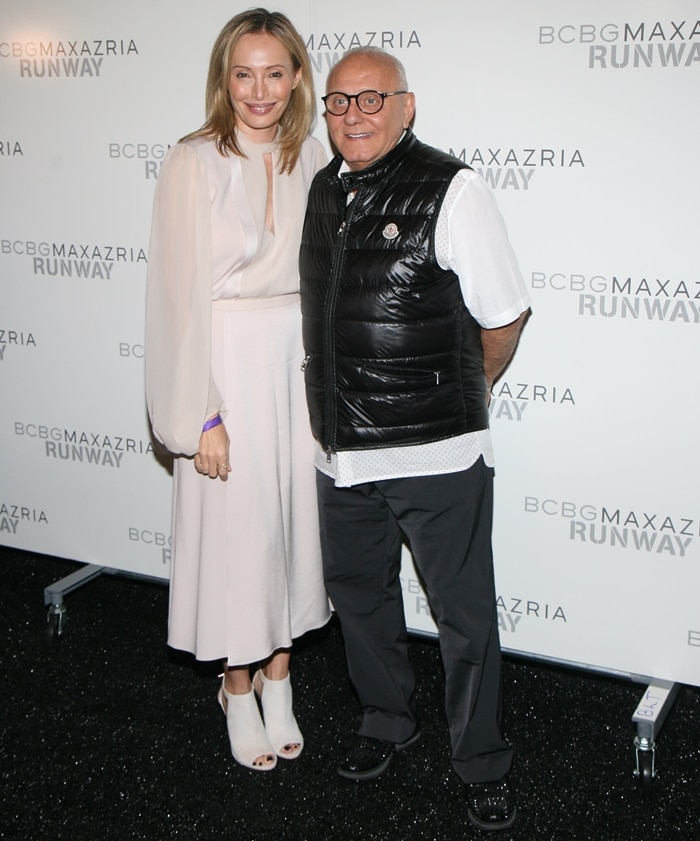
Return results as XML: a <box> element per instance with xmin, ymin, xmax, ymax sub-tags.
<box><xmin>322</xmin><ymin>90</ymin><xmax>408</xmax><ymax>116</ymax></box>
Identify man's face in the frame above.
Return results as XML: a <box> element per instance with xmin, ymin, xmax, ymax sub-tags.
<box><xmin>325</xmin><ymin>54</ymin><xmax>415</xmax><ymax>171</ymax></box>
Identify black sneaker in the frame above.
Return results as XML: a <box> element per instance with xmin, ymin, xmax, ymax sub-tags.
<box><xmin>465</xmin><ymin>778</ymin><xmax>517</xmax><ymax>831</ymax></box>
<box><xmin>337</xmin><ymin>729</ymin><xmax>422</xmax><ymax>780</ymax></box>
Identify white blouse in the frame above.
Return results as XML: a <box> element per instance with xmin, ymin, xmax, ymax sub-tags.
<box><xmin>145</xmin><ymin>132</ymin><xmax>327</xmax><ymax>456</ymax></box>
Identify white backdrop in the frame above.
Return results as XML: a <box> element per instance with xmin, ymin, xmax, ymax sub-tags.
<box><xmin>1</xmin><ymin>0</ymin><xmax>698</xmax><ymax>687</ymax></box>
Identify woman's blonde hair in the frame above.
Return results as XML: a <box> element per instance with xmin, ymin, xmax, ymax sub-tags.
<box><xmin>182</xmin><ymin>8</ymin><xmax>315</xmax><ymax>173</ymax></box>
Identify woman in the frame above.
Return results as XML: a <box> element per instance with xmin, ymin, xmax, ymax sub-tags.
<box><xmin>145</xmin><ymin>9</ymin><xmax>329</xmax><ymax>772</ymax></box>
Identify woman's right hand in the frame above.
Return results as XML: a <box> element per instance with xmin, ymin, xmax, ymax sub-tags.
<box><xmin>193</xmin><ymin>422</ymin><xmax>231</xmax><ymax>481</ymax></box>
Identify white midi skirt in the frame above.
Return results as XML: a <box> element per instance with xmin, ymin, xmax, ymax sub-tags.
<box><xmin>167</xmin><ymin>294</ymin><xmax>330</xmax><ymax>664</ymax></box>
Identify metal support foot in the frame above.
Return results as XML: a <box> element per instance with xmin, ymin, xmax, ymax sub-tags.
<box><xmin>43</xmin><ymin>563</ymin><xmax>107</xmax><ymax>640</ymax></box>
<box><xmin>631</xmin><ymin>680</ymin><xmax>680</xmax><ymax>796</ymax></box>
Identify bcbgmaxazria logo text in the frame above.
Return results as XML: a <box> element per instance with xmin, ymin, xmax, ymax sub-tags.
<box><xmin>450</xmin><ymin>146</ymin><xmax>584</xmax><ymax>191</ymax></box>
<box><xmin>0</xmin><ymin>329</ymin><xmax>36</xmax><ymax>362</ymax></box>
<box><xmin>490</xmin><ymin>381</ymin><xmax>575</xmax><ymax>422</ymax></box>
<box><xmin>304</xmin><ymin>29</ymin><xmax>422</xmax><ymax>73</ymax></box>
<box><xmin>539</xmin><ymin>20</ymin><xmax>700</xmax><ymax>69</ymax></box>
<box><xmin>525</xmin><ymin>497</ymin><xmax>697</xmax><ymax>559</ymax></box>
<box><xmin>2</xmin><ymin>239</ymin><xmax>147</xmax><ymax>280</ymax></box>
<box><xmin>15</xmin><ymin>422</ymin><xmax>155</xmax><ymax>468</ymax></box>
<box><xmin>0</xmin><ymin>38</ymin><xmax>138</xmax><ymax>77</ymax></box>
<box><xmin>0</xmin><ymin>502</ymin><xmax>47</xmax><ymax>536</ymax></box>
<box><xmin>531</xmin><ymin>272</ymin><xmax>700</xmax><ymax>324</ymax></box>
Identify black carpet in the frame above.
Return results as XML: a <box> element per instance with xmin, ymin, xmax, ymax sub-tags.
<box><xmin>2</xmin><ymin>547</ymin><xmax>699</xmax><ymax>840</ymax></box>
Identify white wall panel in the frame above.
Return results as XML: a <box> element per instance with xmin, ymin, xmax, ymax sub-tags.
<box><xmin>1</xmin><ymin>0</ymin><xmax>698</xmax><ymax>686</ymax></box>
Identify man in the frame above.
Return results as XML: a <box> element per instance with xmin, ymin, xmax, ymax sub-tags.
<box><xmin>300</xmin><ymin>47</ymin><xmax>530</xmax><ymax>832</ymax></box>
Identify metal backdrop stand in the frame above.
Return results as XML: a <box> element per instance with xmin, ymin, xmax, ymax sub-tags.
<box><xmin>44</xmin><ymin>563</ymin><xmax>166</xmax><ymax>637</ymax></box>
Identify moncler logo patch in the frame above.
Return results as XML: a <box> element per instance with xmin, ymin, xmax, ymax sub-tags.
<box><xmin>382</xmin><ymin>223</ymin><xmax>399</xmax><ymax>240</ymax></box>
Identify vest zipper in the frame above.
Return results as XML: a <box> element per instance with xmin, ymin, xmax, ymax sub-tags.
<box><xmin>323</xmin><ymin>195</ymin><xmax>357</xmax><ymax>453</ymax></box>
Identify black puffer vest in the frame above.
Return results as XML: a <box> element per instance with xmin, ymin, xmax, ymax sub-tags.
<box><xmin>300</xmin><ymin>130</ymin><xmax>489</xmax><ymax>453</ymax></box>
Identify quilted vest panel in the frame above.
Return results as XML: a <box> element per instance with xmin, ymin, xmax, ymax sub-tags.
<box><xmin>300</xmin><ymin>131</ymin><xmax>489</xmax><ymax>452</ymax></box>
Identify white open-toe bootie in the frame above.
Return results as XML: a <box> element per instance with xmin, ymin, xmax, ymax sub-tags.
<box><xmin>217</xmin><ymin>680</ymin><xmax>277</xmax><ymax>771</ymax></box>
<box><xmin>253</xmin><ymin>670</ymin><xmax>304</xmax><ymax>760</ymax></box>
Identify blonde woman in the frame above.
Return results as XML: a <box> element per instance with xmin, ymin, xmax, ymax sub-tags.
<box><xmin>145</xmin><ymin>8</ymin><xmax>329</xmax><ymax>771</ymax></box>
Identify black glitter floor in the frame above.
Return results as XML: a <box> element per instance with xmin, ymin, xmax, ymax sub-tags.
<box><xmin>2</xmin><ymin>546</ymin><xmax>699</xmax><ymax>841</ymax></box>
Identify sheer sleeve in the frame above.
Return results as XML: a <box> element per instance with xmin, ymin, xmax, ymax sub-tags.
<box><xmin>145</xmin><ymin>142</ymin><xmax>223</xmax><ymax>456</ymax></box>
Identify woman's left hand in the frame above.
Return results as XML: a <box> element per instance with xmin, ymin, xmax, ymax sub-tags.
<box><xmin>194</xmin><ymin>422</ymin><xmax>231</xmax><ymax>481</ymax></box>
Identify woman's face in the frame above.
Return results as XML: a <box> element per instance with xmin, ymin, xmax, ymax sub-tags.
<box><xmin>228</xmin><ymin>31</ymin><xmax>301</xmax><ymax>143</ymax></box>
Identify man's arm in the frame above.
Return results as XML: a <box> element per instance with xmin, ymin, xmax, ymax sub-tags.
<box><xmin>481</xmin><ymin>310</ymin><xmax>529</xmax><ymax>390</ymax></box>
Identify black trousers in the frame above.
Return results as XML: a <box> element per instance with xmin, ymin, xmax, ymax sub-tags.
<box><xmin>316</xmin><ymin>457</ymin><xmax>513</xmax><ymax>784</ymax></box>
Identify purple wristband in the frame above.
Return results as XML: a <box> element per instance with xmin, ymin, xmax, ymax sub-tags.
<box><xmin>202</xmin><ymin>414</ymin><xmax>222</xmax><ymax>432</ymax></box>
